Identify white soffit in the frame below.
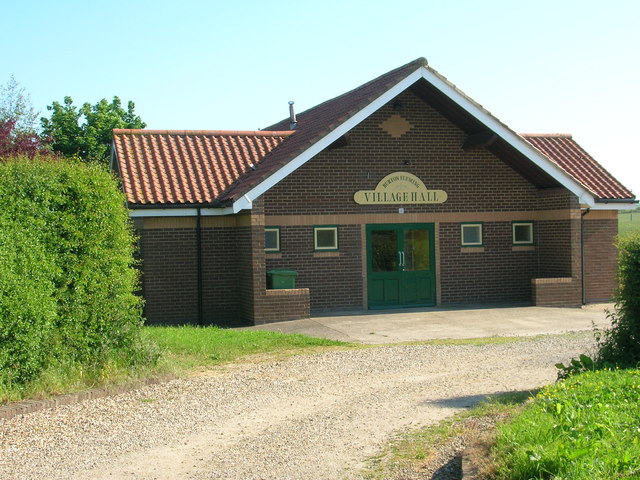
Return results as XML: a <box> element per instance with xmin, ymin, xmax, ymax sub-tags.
<box><xmin>589</xmin><ymin>202</ymin><xmax>637</xmax><ymax>211</ymax></box>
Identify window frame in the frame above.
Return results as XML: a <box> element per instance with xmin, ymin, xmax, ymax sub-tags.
<box><xmin>313</xmin><ymin>225</ymin><xmax>339</xmax><ymax>251</ymax></box>
<box><xmin>512</xmin><ymin>221</ymin><xmax>534</xmax><ymax>245</ymax></box>
<box><xmin>460</xmin><ymin>222</ymin><xmax>483</xmax><ymax>247</ymax></box>
<box><xmin>264</xmin><ymin>226</ymin><xmax>281</xmax><ymax>253</ymax></box>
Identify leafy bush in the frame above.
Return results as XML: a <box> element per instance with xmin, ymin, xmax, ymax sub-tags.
<box><xmin>0</xmin><ymin>155</ymin><xmax>152</xmax><ymax>387</ymax></box>
<box><xmin>596</xmin><ymin>234</ymin><xmax>640</xmax><ymax>366</ymax></box>
<box><xmin>555</xmin><ymin>353</ymin><xmax>595</xmax><ymax>380</ymax></box>
<box><xmin>0</xmin><ymin>215</ymin><xmax>58</xmax><ymax>384</ymax></box>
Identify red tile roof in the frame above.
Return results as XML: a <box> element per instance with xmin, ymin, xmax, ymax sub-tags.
<box><xmin>113</xmin><ymin>130</ymin><xmax>293</xmax><ymax>205</ymax></box>
<box><xmin>113</xmin><ymin>60</ymin><xmax>635</xmax><ymax>207</ymax></box>
<box><xmin>522</xmin><ymin>134</ymin><xmax>634</xmax><ymax>200</ymax></box>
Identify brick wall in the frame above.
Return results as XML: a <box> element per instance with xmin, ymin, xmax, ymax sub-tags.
<box><xmin>134</xmin><ymin>89</ymin><xmax>619</xmax><ymax>322</ymax></box>
<box><xmin>139</xmin><ymin>223</ymin><xmax>246</xmax><ymax>326</ymax></box>
<box><xmin>536</xmin><ymin>220</ymin><xmax>575</xmax><ymax>277</ymax></box>
<box><xmin>265</xmin><ymin>225</ymin><xmax>363</xmax><ymax>312</ymax></box>
<box><xmin>262</xmin><ymin>90</ymin><xmax>581</xmax><ymax>309</ymax></box>
<box><xmin>439</xmin><ymin>222</ymin><xmax>535</xmax><ymax>303</ymax></box>
<box><xmin>264</xmin><ymin>91</ymin><xmax>543</xmax><ymax>217</ymax></box>
<box><xmin>583</xmin><ymin>217</ymin><xmax>618</xmax><ymax>302</ymax></box>
<box><xmin>259</xmin><ymin>289</ymin><xmax>311</xmax><ymax>323</ymax></box>
<box><xmin>139</xmin><ymin>228</ymin><xmax>198</xmax><ymax>324</ymax></box>
<box><xmin>201</xmin><ymin>227</ymin><xmax>240</xmax><ymax>324</ymax></box>
<box><xmin>531</xmin><ymin>277</ymin><xmax>582</xmax><ymax>307</ymax></box>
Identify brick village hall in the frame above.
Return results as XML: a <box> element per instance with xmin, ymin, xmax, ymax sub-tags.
<box><xmin>111</xmin><ymin>58</ymin><xmax>637</xmax><ymax>326</ymax></box>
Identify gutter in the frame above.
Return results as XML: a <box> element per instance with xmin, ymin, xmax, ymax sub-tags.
<box><xmin>595</xmin><ymin>198</ymin><xmax>639</xmax><ymax>204</ymax></box>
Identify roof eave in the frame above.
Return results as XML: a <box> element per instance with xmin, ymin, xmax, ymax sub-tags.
<box><xmin>228</xmin><ymin>67</ymin><xmax>425</xmax><ymax>205</ymax></box>
<box><xmin>128</xmin><ymin>205</ymin><xmax>237</xmax><ymax>217</ymax></box>
<box><xmin>589</xmin><ymin>198</ymin><xmax>638</xmax><ymax>210</ymax></box>
<box><xmin>418</xmin><ymin>66</ymin><xmax>596</xmax><ymax>206</ymax></box>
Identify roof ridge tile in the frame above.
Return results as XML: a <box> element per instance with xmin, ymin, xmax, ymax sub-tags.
<box><xmin>520</xmin><ymin>133</ymin><xmax>573</xmax><ymax>138</ymax></box>
<box><xmin>113</xmin><ymin>129</ymin><xmax>294</xmax><ymax>137</ymax></box>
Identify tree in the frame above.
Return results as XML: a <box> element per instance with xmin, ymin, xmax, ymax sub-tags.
<box><xmin>0</xmin><ymin>76</ymin><xmax>47</xmax><ymax>158</ymax></box>
<box><xmin>41</xmin><ymin>96</ymin><xmax>146</xmax><ymax>163</ymax></box>
<box><xmin>0</xmin><ymin>75</ymin><xmax>39</xmax><ymax>133</ymax></box>
<box><xmin>0</xmin><ymin>119</ymin><xmax>49</xmax><ymax>159</ymax></box>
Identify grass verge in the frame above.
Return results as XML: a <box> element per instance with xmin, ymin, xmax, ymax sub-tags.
<box><xmin>492</xmin><ymin>368</ymin><xmax>640</xmax><ymax>480</ymax></box>
<box><xmin>0</xmin><ymin>329</ymin><xmax>589</xmax><ymax>406</ymax></box>
<box><xmin>360</xmin><ymin>391</ymin><xmax>533</xmax><ymax>480</ymax></box>
<box><xmin>0</xmin><ymin>326</ymin><xmax>348</xmax><ymax>405</ymax></box>
<box><xmin>144</xmin><ymin>325</ymin><xmax>349</xmax><ymax>374</ymax></box>
<box><xmin>362</xmin><ymin>366</ymin><xmax>640</xmax><ymax>480</ymax></box>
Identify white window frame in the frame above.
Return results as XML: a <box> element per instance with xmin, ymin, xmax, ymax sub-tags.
<box><xmin>265</xmin><ymin>227</ymin><xmax>280</xmax><ymax>252</ymax></box>
<box><xmin>461</xmin><ymin>223</ymin><xmax>483</xmax><ymax>247</ymax></box>
<box><xmin>512</xmin><ymin>222</ymin><xmax>534</xmax><ymax>245</ymax></box>
<box><xmin>313</xmin><ymin>226</ymin><xmax>338</xmax><ymax>251</ymax></box>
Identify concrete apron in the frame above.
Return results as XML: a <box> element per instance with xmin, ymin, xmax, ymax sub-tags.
<box><xmin>242</xmin><ymin>303</ymin><xmax>614</xmax><ymax>344</ymax></box>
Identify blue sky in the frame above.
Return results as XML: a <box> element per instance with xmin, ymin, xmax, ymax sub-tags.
<box><xmin>2</xmin><ymin>0</ymin><xmax>639</xmax><ymax>197</ymax></box>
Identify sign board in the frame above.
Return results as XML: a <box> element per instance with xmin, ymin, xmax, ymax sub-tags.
<box><xmin>354</xmin><ymin>172</ymin><xmax>447</xmax><ymax>205</ymax></box>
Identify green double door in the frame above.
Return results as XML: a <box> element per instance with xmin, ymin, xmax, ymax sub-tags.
<box><xmin>366</xmin><ymin>224</ymin><xmax>435</xmax><ymax>309</ymax></box>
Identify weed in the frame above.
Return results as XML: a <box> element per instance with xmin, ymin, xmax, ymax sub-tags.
<box><xmin>492</xmin><ymin>368</ymin><xmax>640</xmax><ymax>479</ymax></box>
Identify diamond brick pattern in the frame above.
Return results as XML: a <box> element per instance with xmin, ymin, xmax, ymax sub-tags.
<box><xmin>379</xmin><ymin>114</ymin><xmax>413</xmax><ymax>137</ymax></box>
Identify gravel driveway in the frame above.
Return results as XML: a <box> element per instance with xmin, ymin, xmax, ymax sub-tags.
<box><xmin>0</xmin><ymin>334</ymin><xmax>594</xmax><ymax>480</ymax></box>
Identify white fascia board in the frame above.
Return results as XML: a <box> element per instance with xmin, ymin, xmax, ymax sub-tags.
<box><xmin>238</xmin><ymin>69</ymin><xmax>425</xmax><ymax>204</ymax></box>
<box><xmin>588</xmin><ymin>202</ymin><xmax>637</xmax><ymax>211</ymax></box>
<box><xmin>129</xmin><ymin>207</ymin><xmax>236</xmax><ymax>217</ymax></box>
<box><xmin>233</xmin><ymin>65</ymin><xmax>599</xmax><ymax>209</ymax></box>
<box><xmin>232</xmin><ymin>194</ymin><xmax>253</xmax><ymax>213</ymax></box>
<box><xmin>418</xmin><ymin>69</ymin><xmax>596</xmax><ymax>206</ymax></box>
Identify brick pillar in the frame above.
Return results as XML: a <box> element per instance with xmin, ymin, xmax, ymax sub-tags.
<box><xmin>236</xmin><ymin>199</ymin><xmax>268</xmax><ymax>325</ymax></box>
<box><xmin>583</xmin><ymin>214</ymin><xmax>618</xmax><ymax>302</ymax></box>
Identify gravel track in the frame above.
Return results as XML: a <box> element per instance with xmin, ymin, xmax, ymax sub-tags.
<box><xmin>0</xmin><ymin>334</ymin><xmax>594</xmax><ymax>479</ymax></box>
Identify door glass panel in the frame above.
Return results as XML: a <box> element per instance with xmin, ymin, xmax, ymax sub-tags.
<box><xmin>371</xmin><ymin>230</ymin><xmax>397</xmax><ymax>272</ymax></box>
<box><xmin>403</xmin><ymin>229</ymin><xmax>429</xmax><ymax>271</ymax></box>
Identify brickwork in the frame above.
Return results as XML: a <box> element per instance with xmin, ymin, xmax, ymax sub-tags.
<box><xmin>583</xmin><ymin>218</ymin><xmax>618</xmax><ymax>302</ymax></box>
<box><xmin>439</xmin><ymin>222</ymin><xmax>535</xmax><ymax>303</ymax></box>
<box><xmin>532</xmin><ymin>277</ymin><xmax>582</xmax><ymax>307</ymax></box>
<box><xmin>265</xmin><ymin>225</ymin><xmax>363</xmax><ymax>312</ymax></box>
<box><xmin>201</xmin><ymin>227</ymin><xmax>240</xmax><ymax>324</ymax></box>
<box><xmin>536</xmin><ymin>220</ymin><xmax>575</xmax><ymax>277</ymax></box>
<box><xmin>537</xmin><ymin>187</ymin><xmax>577</xmax><ymax>210</ymax></box>
<box><xmin>133</xmin><ymin>89</ymin><xmax>620</xmax><ymax>323</ymax></box>
<box><xmin>236</xmin><ymin>224</ymin><xmax>258</xmax><ymax>324</ymax></box>
<box><xmin>264</xmin><ymin>91</ymin><xmax>543</xmax><ymax>216</ymax></box>
<box><xmin>258</xmin><ymin>289</ymin><xmax>311</xmax><ymax>323</ymax></box>
<box><xmin>139</xmin><ymin>228</ymin><xmax>198</xmax><ymax>324</ymax></box>
<box><xmin>262</xmin><ymin>90</ymin><xmax>581</xmax><ymax>308</ymax></box>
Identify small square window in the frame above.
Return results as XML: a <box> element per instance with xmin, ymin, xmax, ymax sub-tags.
<box><xmin>512</xmin><ymin>222</ymin><xmax>534</xmax><ymax>245</ymax></box>
<box><xmin>314</xmin><ymin>226</ymin><xmax>338</xmax><ymax>251</ymax></box>
<box><xmin>265</xmin><ymin>227</ymin><xmax>280</xmax><ymax>252</ymax></box>
<box><xmin>461</xmin><ymin>223</ymin><xmax>483</xmax><ymax>246</ymax></box>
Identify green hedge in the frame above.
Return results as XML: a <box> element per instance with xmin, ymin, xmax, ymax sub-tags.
<box><xmin>0</xmin><ymin>155</ymin><xmax>149</xmax><ymax>385</ymax></box>
<box><xmin>596</xmin><ymin>234</ymin><xmax>640</xmax><ymax>366</ymax></box>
